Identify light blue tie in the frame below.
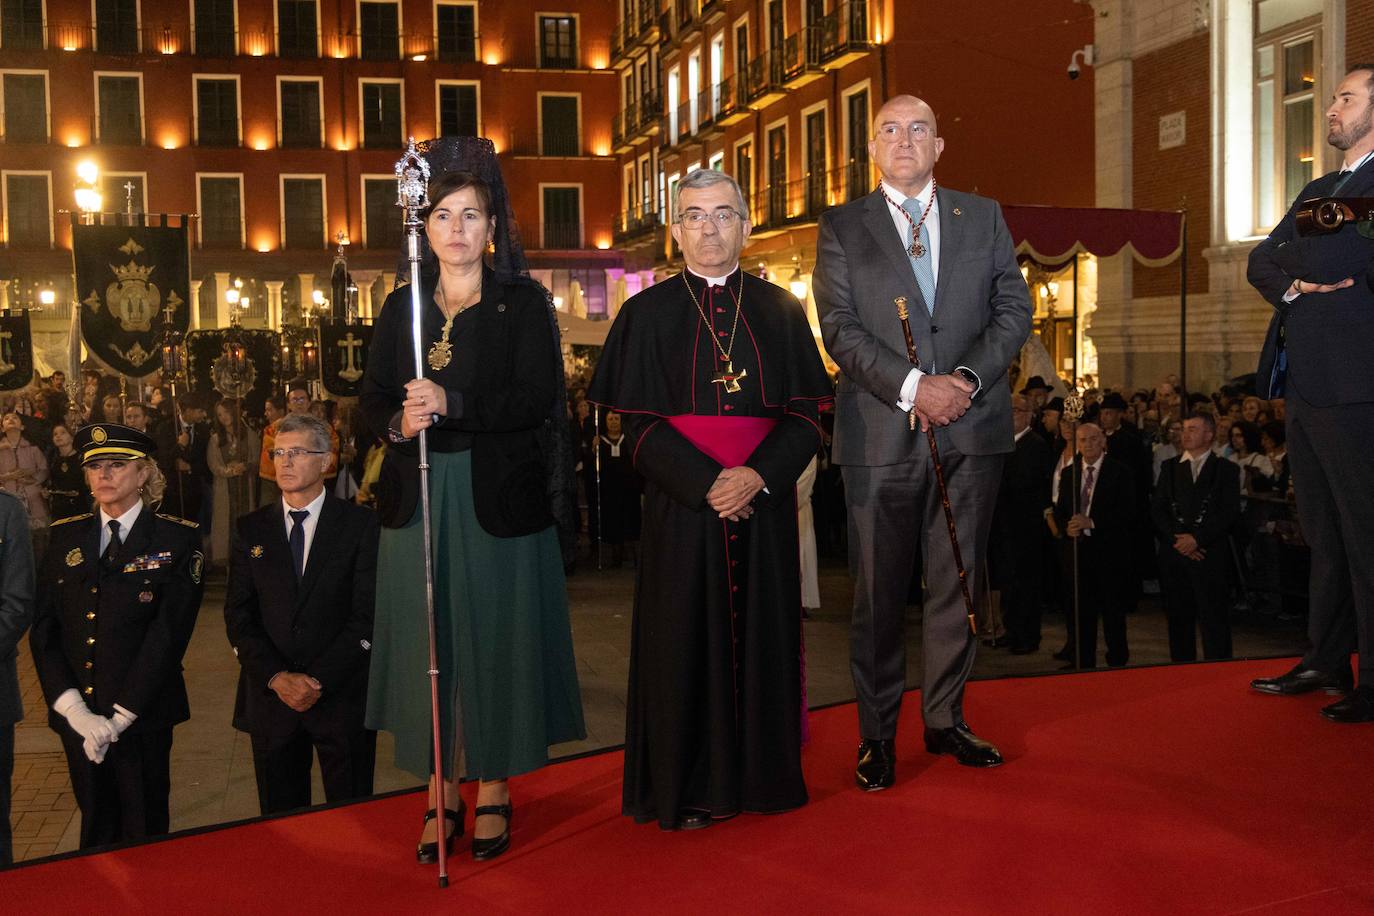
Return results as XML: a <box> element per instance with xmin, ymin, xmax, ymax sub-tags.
<box><xmin>901</xmin><ymin>198</ymin><xmax>936</xmax><ymax>315</ymax></box>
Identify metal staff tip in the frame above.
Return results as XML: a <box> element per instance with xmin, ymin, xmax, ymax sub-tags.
<box><xmin>894</xmin><ymin>296</ymin><xmax>909</xmax><ymax>321</ymax></box>
<box><xmin>394</xmin><ymin>137</ymin><xmax>431</xmax><ymax>216</ymax></box>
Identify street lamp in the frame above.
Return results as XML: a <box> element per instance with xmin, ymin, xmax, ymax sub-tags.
<box><xmin>74</xmin><ymin>160</ymin><xmax>102</xmax><ymax>222</ymax></box>
<box><xmin>38</xmin><ymin>288</ymin><xmax>56</xmax><ymax>307</ymax></box>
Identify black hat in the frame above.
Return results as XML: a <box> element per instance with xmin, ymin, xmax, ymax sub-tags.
<box><xmin>1020</xmin><ymin>375</ymin><xmax>1052</xmax><ymax>394</ymax></box>
<box><xmin>1044</xmin><ymin>396</ymin><xmax>1065</xmax><ymax>413</ymax></box>
<box><xmin>75</xmin><ymin>423</ymin><xmax>156</xmax><ymax>464</ymax></box>
<box><xmin>1100</xmin><ymin>392</ymin><xmax>1129</xmax><ymax>410</ymax></box>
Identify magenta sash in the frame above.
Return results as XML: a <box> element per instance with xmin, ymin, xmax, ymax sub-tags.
<box><xmin>667</xmin><ymin>415</ymin><xmax>777</xmax><ymax>467</ymax></box>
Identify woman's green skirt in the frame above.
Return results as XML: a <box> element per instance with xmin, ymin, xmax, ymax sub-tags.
<box><xmin>365</xmin><ymin>450</ymin><xmax>585</xmax><ymax>780</ymax></box>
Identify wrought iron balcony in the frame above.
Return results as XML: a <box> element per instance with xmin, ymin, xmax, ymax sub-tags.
<box><xmin>745</xmin><ymin>48</ymin><xmax>787</xmax><ymax>108</ymax></box>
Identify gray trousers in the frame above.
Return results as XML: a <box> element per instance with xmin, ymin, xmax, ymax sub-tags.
<box><xmin>1288</xmin><ymin>385</ymin><xmax>1373</xmax><ymax>682</ymax></box>
<box><xmin>844</xmin><ymin>447</ymin><xmax>1003</xmax><ymax>735</ymax></box>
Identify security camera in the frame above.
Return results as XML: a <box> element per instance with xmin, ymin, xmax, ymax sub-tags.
<box><xmin>1068</xmin><ymin>44</ymin><xmax>1096</xmax><ymax>81</ymax></box>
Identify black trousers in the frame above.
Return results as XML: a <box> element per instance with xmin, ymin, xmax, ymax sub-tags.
<box><xmin>1159</xmin><ymin>550</ymin><xmax>1233</xmax><ymax>662</ymax></box>
<box><xmin>1001</xmin><ymin>534</ymin><xmax>1045</xmax><ymax>651</ymax></box>
<box><xmin>0</xmin><ymin>724</ymin><xmax>13</xmax><ymax>867</ymax></box>
<box><xmin>1060</xmin><ymin>539</ymin><xmax>1129</xmax><ymax>668</ymax></box>
<box><xmin>1287</xmin><ymin>386</ymin><xmax>1373</xmax><ymax>682</ymax></box>
<box><xmin>844</xmin><ymin>450</ymin><xmax>1003</xmax><ymax>735</ymax></box>
<box><xmin>59</xmin><ymin>727</ymin><xmax>173</xmax><ymax>849</ymax></box>
<box><xmin>250</xmin><ymin>722</ymin><xmax>376</xmax><ymax>815</ymax></box>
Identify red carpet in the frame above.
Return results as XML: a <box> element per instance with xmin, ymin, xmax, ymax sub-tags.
<box><xmin>8</xmin><ymin>659</ymin><xmax>1374</xmax><ymax>915</ymax></box>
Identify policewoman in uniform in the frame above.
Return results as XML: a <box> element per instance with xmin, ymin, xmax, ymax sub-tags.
<box><xmin>30</xmin><ymin>423</ymin><xmax>205</xmax><ymax>848</ymax></box>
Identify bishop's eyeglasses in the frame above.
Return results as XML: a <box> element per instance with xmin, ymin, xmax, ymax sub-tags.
<box><xmin>677</xmin><ymin>208</ymin><xmax>744</xmax><ymax>229</ymax></box>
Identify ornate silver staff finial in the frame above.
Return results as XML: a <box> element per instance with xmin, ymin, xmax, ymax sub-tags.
<box><xmin>394</xmin><ymin>137</ymin><xmax>431</xmax><ymax>218</ymax></box>
<box><xmin>1063</xmin><ymin>391</ymin><xmax>1085</xmax><ymax>422</ymax></box>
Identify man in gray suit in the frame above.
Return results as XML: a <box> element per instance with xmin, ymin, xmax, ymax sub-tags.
<box><xmin>814</xmin><ymin>95</ymin><xmax>1032</xmax><ymax>789</ymax></box>
<box><xmin>0</xmin><ymin>490</ymin><xmax>36</xmax><ymax>865</ymax></box>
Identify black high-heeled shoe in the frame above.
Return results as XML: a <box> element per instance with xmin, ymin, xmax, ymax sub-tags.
<box><xmin>470</xmin><ymin>802</ymin><xmax>512</xmax><ymax>861</ymax></box>
<box><xmin>416</xmin><ymin>805</ymin><xmax>464</xmax><ymax>864</ymax></box>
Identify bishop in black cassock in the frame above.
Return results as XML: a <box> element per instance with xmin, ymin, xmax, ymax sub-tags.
<box><xmin>589</xmin><ymin>172</ymin><xmax>832</xmax><ymax>830</ymax></box>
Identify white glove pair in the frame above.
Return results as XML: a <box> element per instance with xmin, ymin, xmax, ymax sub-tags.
<box><xmin>54</xmin><ymin>691</ymin><xmax>136</xmax><ymax>764</ymax></box>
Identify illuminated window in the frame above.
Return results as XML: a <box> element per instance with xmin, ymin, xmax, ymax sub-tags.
<box><xmin>539</xmin><ymin>15</ymin><xmax>576</xmax><ymax>68</ymax></box>
<box><xmin>3</xmin><ymin>172</ymin><xmax>51</xmax><ymax>247</ymax></box>
<box><xmin>1</xmin><ymin>72</ymin><xmax>47</xmax><ymax>143</ymax></box>
<box><xmin>1253</xmin><ymin>0</ymin><xmax>1322</xmax><ymax>233</ymax></box>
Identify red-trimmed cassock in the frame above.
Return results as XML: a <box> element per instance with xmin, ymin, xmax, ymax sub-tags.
<box><xmin>589</xmin><ymin>267</ymin><xmax>833</xmax><ymax>828</ymax></box>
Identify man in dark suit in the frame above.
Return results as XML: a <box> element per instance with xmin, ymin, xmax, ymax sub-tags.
<box><xmin>814</xmin><ymin>94</ymin><xmax>1032</xmax><ymax>788</ymax></box>
<box><xmin>1152</xmin><ymin>413</ymin><xmax>1242</xmax><ymax>661</ymax></box>
<box><xmin>1054</xmin><ymin>422</ymin><xmax>1134</xmax><ymax>669</ymax></box>
<box><xmin>1247</xmin><ymin>64</ymin><xmax>1374</xmax><ymax>722</ymax></box>
<box><xmin>0</xmin><ymin>490</ymin><xmax>35</xmax><ymax>866</ymax></box>
<box><xmin>156</xmin><ymin>392</ymin><xmax>211</xmax><ymax>527</ymax></box>
<box><xmin>990</xmin><ymin>395</ymin><xmax>1055</xmax><ymax>654</ymax></box>
<box><xmin>224</xmin><ymin>412</ymin><xmax>379</xmax><ymax>814</ymax></box>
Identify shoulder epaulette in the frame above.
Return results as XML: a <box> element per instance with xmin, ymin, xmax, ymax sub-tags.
<box><xmin>51</xmin><ymin>513</ymin><xmax>94</xmax><ymax>527</ymax></box>
<box><xmin>156</xmin><ymin>513</ymin><xmax>200</xmax><ymax>529</ymax></box>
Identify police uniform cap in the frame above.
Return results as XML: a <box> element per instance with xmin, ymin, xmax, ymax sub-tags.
<box><xmin>75</xmin><ymin>423</ymin><xmax>157</xmax><ymax>465</ymax></box>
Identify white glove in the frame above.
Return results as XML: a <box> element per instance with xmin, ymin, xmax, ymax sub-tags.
<box><xmin>54</xmin><ymin>689</ymin><xmax>119</xmax><ymax>762</ymax></box>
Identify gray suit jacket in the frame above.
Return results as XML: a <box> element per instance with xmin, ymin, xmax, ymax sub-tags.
<box><xmin>0</xmin><ymin>491</ymin><xmax>35</xmax><ymax>726</ymax></box>
<box><xmin>814</xmin><ymin>186</ymin><xmax>1032</xmax><ymax>465</ymax></box>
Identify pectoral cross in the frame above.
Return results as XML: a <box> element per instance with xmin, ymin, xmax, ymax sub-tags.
<box><xmin>161</xmin><ymin>300</ymin><xmax>177</xmax><ymax>325</ymax></box>
<box><xmin>711</xmin><ymin>361</ymin><xmax>747</xmax><ymax>394</ymax></box>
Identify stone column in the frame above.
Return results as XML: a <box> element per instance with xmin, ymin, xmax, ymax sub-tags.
<box><xmin>264</xmin><ymin>281</ymin><xmax>285</xmax><ymax>330</ymax></box>
<box><xmin>212</xmin><ymin>272</ymin><xmax>232</xmax><ymax>329</ymax></box>
<box><xmin>187</xmin><ymin>280</ymin><xmax>202</xmax><ymax>330</ymax></box>
<box><xmin>297</xmin><ymin>273</ymin><xmax>316</xmax><ymax>316</ymax></box>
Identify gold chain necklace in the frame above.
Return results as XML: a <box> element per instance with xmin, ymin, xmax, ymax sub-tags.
<box><xmin>426</xmin><ymin>283</ymin><xmax>477</xmax><ymax>371</ymax></box>
<box><xmin>682</xmin><ymin>272</ymin><xmax>748</xmax><ymax>394</ymax></box>
<box><xmin>879</xmin><ymin>181</ymin><xmax>938</xmax><ymax>258</ymax></box>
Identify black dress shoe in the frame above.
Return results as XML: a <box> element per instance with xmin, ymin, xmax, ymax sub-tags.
<box><xmin>855</xmin><ymin>738</ymin><xmax>896</xmax><ymax>791</ymax></box>
<box><xmin>1320</xmin><ymin>686</ymin><xmax>1374</xmax><ymax>723</ymax></box>
<box><xmin>1251</xmin><ymin>663</ymin><xmax>1354</xmax><ymax>696</ymax></box>
<box><xmin>923</xmin><ymin>723</ymin><xmax>1003</xmax><ymax>768</ymax></box>
<box><xmin>416</xmin><ymin>806</ymin><xmax>464</xmax><ymax>864</ymax></box>
<box><xmin>677</xmin><ymin>808</ymin><xmax>713</xmax><ymax>831</ymax></box>
<box><xmin>470</xmin><ymin>802</ymin><xmax>512</xmax><ymax>861</ymax></box>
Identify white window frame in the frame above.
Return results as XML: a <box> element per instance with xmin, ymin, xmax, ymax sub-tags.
<box><xmin>194</xmin><ymin>171</ymin><xmax>245</xmax><ymax>248</ymax></box>
<box><xmin>732</xmin><ymin>134</ymin><xmax>753</xmax><ymax>212</ymax></box>
<box><xmin>1251</xmin><ymin>20</ymin><xmax>1323</xmax><ymax>235</ymax></box>
<box><xmin>708</xmin><ymin>151</ymin><xmax>724</xmax><ymax>171</ymax></box>
<box><xmin>275</xmin><ymin>75</ymin><xmax>324</xmax><ymax>147</ymax></box>
<box><xmin>536</xmin><ymin>90</ymin><xmax>581</xmax><ymax>156</ymax></box>
<box><xmin>356</xmin><ymin>0</ymin><xmax>403</xmax><ymax>59</ymax></box>
<box><xmin>191</xmin><ymin>73</ymin><xmax>242</xmax><ymax>146</ymax></box>
<box><xmin>732</xmin><ymin>14</ymin><xmax>749</xmax><ymax>72</ymax></box>
<box><xmin>433</xmin><ymin>0</ymin><xmax>478</xmax><ymax>59</ymax></box>
<box><xmin>188</xmin><ymin>0</ymin><xmax>238</xmax><ymax>55</ymax></box>
<box><xmin>538</xmin><ymin>181</ymin><xmax>584</xmax><ymax>249</ymax></box>
<box><xmin>0</xmin><ymin>69</ymin><xmax>51</xmax><ymax>143</ymax></box>
<box><xmin>359</xmin><ymin>173</ymin><xmax>401</xmax><ymax>248</ymax></box>
<box><xmin>765</xmin><ymin>114</ymin><xmax>789</xmax><ymax>219</ymax></box>
<box><xmin>801</xmin><ymin>98</ymin><xmax>830</xmax><ymax>195</ymax></box>
<box><xmin>1</xmin><ymin>169</ymin><xmax>53</xmax><ymax>247</ymax></box>
<box><xmin>688</xmin><ymin>50</ymin><xmax>701</xmax><ymax>132</ymax></box>
<box><xmin>279</xmin><ymin>173</ymin><xmax>329</xmax><ymax>248</ymax></box>
<box><xmin>1</xmin><ymin>0</ymin><xmax>48</xmax><ymax>51</ymax></box>
<box><xmin>358</xmin><ymin>77</ymin><xmax>406</xmax><ymax>148</ymax></box>
<box><xmin>92</xmin><ymin>70</ymin><xmax>144</xmax><ymax>144</ymax></box>
<box><xmin>840</xmin><ymin>77</ymin><xmax>872</xmax><ymax>173</ymax></box>
<box><xmin>709</xmin><ymin>32</ymin><xmax>724</xmax><ymax>116</ymax></box>
<box><xmin>666</xmin><ymin>66</ymin><xmax>680</xmax><ymax>139</ymax></box>
<box><xmin>434</xmin><ymin>79</ymin><xmax>481</xmax><ymax>136</ymax></box>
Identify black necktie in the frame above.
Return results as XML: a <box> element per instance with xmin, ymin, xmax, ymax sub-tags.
<box><xmin>102</xmin><ymin>519</ymin><xmax>121</xmax><ymax>568</ymax></box>
<box><xmin>289</xmin><ymin>510</ymin><xmax>309</xmax><ymax>580</ymax></box>
<box><xmin>1333</xmin><ymin>169</ymin><xmax>1355</xmax><ymax>193</ymax></box>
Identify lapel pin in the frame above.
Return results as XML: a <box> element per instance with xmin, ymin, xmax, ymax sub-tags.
<box><xmin>250</xmin><ymin>545</ymin><xmax>264</xmax><ymax>558</ymax></box>
<box><xmin>952</xmin><ymin>207</ymin><xmax>962</xmax><ymax>216</ymax></box>
<box><xmin>66</xmin><ymin>548</ymin><xmax>84</xmax><ymax>567</ymax></box>
<box><xmin>138</xmin><ymin>590</ymin><xmax>154</xmax><ymax>603</ymax></box>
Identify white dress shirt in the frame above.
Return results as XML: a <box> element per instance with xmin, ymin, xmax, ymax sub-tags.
<box><xmin>281</xmin><ymin>487</ymin><xmax>327</xmax><ymax>573</ymax></box>
<box><xmin>99</xmin><ymin>501</ymin><xmax>144</xmax><ymax>554</ymax></box>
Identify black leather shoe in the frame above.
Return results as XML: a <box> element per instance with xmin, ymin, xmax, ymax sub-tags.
<box><xmin>416</xmin><ymin>806</ymin><xmax>464</xmax><ymax>864</ymax></box>
<box><xmin>1320</xmin><ymin>686</ymin><xmax>1374</xmax><ymax>723</ymax></box>
<box><xmin>855</xmin><ymin>738</ymin><xmax>896</xmax><ymax>791</ymax></box>
<box><xmin>923</xmin><ymin>723</ymin><xmax>1004</xmax><ymax>768</ymax></box>
<box><xmin>470</xmin><ymin>802</ymin><xmax>512</xmax><ymax>861</ymax></box>
<box><xmin>678</xmin><ymin>808</ymin><xmax>713</xmax><ymax>831</ymax></box>
<box><xmin>1251</xmin><ymin>663</ymin><xmax>1354</xmax><ymax>696</ymax></box>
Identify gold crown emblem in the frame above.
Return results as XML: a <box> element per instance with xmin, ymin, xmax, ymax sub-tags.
<box><xmin>91</xmin><ymin>426</ymin><xmax>108</xmax><ymax>444</ymax></box>
<box><xmin>110</xmin><ymin>260</ymin><xmax>156</xmax><ymax>283</ymax></box>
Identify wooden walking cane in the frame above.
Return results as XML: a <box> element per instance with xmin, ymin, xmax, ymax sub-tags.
<box><xmin>396</xmin><ymin>140</ymin><xmax>450</xmax><ymax>888</ymax></box>
<box><xmin>894</xmin><ymin>297</ymin><xmax>977</xmax><ymax>635</ymax></box>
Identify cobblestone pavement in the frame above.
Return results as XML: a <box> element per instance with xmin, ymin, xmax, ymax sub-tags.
<box><xmin>8</xmin><ymin>555</ymin><xmax>1305</xmax><ymax>864</ymax></box>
